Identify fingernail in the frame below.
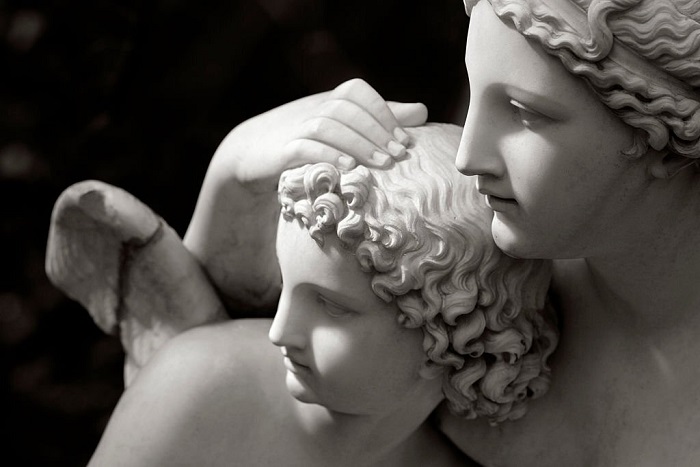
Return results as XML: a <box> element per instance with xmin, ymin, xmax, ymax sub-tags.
<box><xmin>387</xmin><ymin>140</ymin><xmax>406</xmax><ymax>158</ymax></box>
<box><xmin>338</xmin><ymin>155</ymin><xmax>356</xmax><ymax>169</ymax></box>
<box><xmin>371</xmin><ymin>151</ymin><xmax>391</xmax><ymax>167</ymax></box>
<box><xmin>393</xmin><ymin>127</ymin><xmax>410</xmax><ymax>146</ymax></box>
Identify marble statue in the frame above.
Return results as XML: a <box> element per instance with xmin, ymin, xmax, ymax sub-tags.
<box><xmin>46</xmin><ymin>0</ymin><xmax>700</xmax><ymax>463</ymax></box>
<box><xmin>328</xmin><ymin>0</ymin><xmax>700</xmax><ymax>465</ymax></box>
<box><xmin>46</xmin><ymin>124</ymin><xmax>557</xmax><ymax>466</ymax></box>
<box><xmin>437</xmin><ymin>2</ymin><xmax>700</xmax><ymax>465</ymax></box>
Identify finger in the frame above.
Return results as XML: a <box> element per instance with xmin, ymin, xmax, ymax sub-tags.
<box><xmin>387</xmin><ymin>102</ymin><xmax>428</xmax><ymax>127</ymax></box>
<box><xmin>299</xmin><ymin>116</ymin><xmax>399</xmax><ymax>165</ymax></box>
<box><xmin>318</xmin><ymin>99</ymin><xmax>406</xmax><ymax>157</ymax></box>
<box><xmin>281</xmin><ymin>139</ymin><xmax>354</xmax><ymax>171</ymax></box>
<box><xmin>332</xmin><ymin>79</ymin><xmax>401</xmax><ymax>133</ymax></box>
<box><xmin>281</xmin><ymin>138</ymin><xmax>392</xmax><ymax>172</ymax></box>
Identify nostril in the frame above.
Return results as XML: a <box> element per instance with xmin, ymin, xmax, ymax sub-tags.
<box><xmin>455</xmin><ymin>146</ymin><xmax>504</xmax><ymax>179</ymax></box>
<box><xmin>461</xmin><ymin>168</ymin><xmax>494</xmax><ymax>178</ymax></box>
<box><xmin>456</xmin><ymin>153</ymin><xmax>486</xmax><ymax>177</ymax></box>
<box><xmin>456</xmin><ymin>162</ymin><xmax>481</xmax><ymax>177</ymax></box>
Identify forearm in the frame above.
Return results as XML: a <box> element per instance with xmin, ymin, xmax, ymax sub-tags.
<box><xmin>183</xmin><ymin>157</ymin><xmax>281</xmax><ymax>314</ymax></box>
<box><xmin>182</xmin><ymin>80</ymin><xmax>426</xmax><ymax>314</ymax></box>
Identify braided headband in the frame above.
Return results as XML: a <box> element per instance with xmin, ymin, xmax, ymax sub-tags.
<box><xmin>465</xmin><ymin>0</ymin><xmax>700</xmax><ymax>102</ymax></box>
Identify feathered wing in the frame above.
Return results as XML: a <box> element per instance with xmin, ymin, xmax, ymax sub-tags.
<box><xmin>46</xmin><ymin>180</ymin><xmax>227</xmax><ymax>386</ymax></box>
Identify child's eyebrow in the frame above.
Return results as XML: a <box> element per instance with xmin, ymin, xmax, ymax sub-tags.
<box><xmin>312</xmin><ymin>285</ymin><xmax>359</xmax><ymax>308</ymax></box>
<box><xmin>316</xmin><ymin>293</ymin><xmax>360</xmax><ymax>313</ymax></box>
<box><xmin>314</xmin><ymin>281</ymin><xmax>397</xmax><ymax>314</ymax></box>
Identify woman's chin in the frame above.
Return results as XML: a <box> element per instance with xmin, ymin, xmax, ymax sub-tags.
<box><xmin>491</xmin><ymin>221</ymin><xmax>533</xmax><ymax>259</ymax></box>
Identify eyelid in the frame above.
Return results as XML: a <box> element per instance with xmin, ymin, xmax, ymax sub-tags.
<box><xmin>509</xmin><ymin>99</ymin><xmax>547</xmax><ymax>118</ymax></box>
<box><xmin>317</xmin><ymin>294</ymin><xmax>357</xmax><ymax>317</ymax></box>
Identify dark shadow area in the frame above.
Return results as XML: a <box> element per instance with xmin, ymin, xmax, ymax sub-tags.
<box><xmin>1</xmin><ymin>0</ymin><xmax>468</xmax><ymax>464</ymax></box>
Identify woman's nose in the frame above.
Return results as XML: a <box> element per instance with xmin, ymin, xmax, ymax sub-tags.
<box><xmin>455</xmin><ymin>100</ymin><xmax>505</xmax><ymax>178</ymax></box>
<box><xmin>268</xmin><ymin>290</ymin><xmax>308</xmax><ymax>349</ymax></box>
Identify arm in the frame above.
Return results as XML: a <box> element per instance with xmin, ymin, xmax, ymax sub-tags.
<box><xmin>183</xmin><ymin>79</ymin><xmax>427</xmax><ymax>313</ymax></box>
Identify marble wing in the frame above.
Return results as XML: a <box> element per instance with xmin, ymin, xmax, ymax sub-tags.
<box><xmin>45</xmin><ymin>180</ymin><xmax>227</xmax><ymax>386</ymax></box>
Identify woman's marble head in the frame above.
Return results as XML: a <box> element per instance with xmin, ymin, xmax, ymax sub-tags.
<box><xmin>464</xmin><ymin>0</ymin><xmax>700</xmax><ymax>162</ymax></box>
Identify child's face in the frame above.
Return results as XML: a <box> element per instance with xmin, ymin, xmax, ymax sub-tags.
<box><xmin>270</xmin><ymin>217</ymin><xmax>434</xmax><ymax>415</ymax></box>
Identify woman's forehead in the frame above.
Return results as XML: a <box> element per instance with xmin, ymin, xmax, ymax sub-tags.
<box><xmin>466</xmin><ymin>1</ymin><xmax>590</xmax><ymax>104</ymax></box>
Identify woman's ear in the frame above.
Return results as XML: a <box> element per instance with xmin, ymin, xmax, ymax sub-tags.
<box><xmin>418</xmin><ymin>360</ymin><xmax>445</xmax><ymax>380</ymax></box>
<box><xmin>648</xmin><ymin>150</ymin><xmax>697</xmax><ymax>179</ymax></box>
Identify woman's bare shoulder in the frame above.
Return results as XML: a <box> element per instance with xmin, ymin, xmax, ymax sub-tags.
<box><xmin>89</xmin><ymin>319</ymin><xmax>290</xmax><ymax>466</ymax></box>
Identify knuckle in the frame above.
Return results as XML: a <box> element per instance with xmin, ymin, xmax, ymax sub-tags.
<box><xmin>321</xmin><ymin>99</ymin><xmax>362</xmax><ymax>121</ymax></box>
<box><xmin>286</xmin><ymin>138</ymin><xmax>334</xmax><ymax>163</ymax></box>
<box><xmin>323</xmin><ymin>98</ymin><xmax>346</xmax><ymax>115</ymax></box>
<box><xmin>301</xmin><ymin>117</ymin><xmax>332</xmax><ymax>138</ymax></box>
<box><xmin>346</xmin><ymin>77</ymin><xmax>367</xmax><ymax>89</ymax></box>
<box><xmin>366</xmin><ymin>94</ymin><xmax>384</xmax><ymax>109</ymax></box>
<box><xmin>334</xmin><ymin>78</ymin><xmax>368</xmax><ymax>96</ymax></box>
<box><xmin>284</xmin><ymin>139</ymin><xmax>306</xmax><ymax>158</ymax></box>
<box><xmin>346</xmin><ymin>78</ymin><xmax>368</xmax><ymax>89</ymax></box>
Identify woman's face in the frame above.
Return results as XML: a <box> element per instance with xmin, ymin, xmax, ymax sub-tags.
<box><xmin>270</xmin><ymin>217</ymin><xmax>437</xmax><ymax>415</ymax></box>
<box><xmin>456</xmin><ymin>1</ymin><xmax>651</xmax><ymax>259</ymax></box>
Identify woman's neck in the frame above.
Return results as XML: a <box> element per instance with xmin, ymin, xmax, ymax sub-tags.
<box><xmin>573</xmin><ymin>170</ymin><xmax>700</xmax><ymax>333</ymax></box>
<box><xmin>549</xmin><ymin>172</ymin><xmax>700</xmax><ymax>406</ymax></box>
<box><xmin>546</xmin><ymin>250</ymin><xmax>700</xmax><ymax>463</ymax></box>
<box><xmin>549</xmin><ymin>177</ymin><xmax>700</xmax><ymax>400</ymax></box>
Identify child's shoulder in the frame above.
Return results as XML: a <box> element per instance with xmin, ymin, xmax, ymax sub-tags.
<box><xmin>164</xmin><ymin>318</ymin><xmax>275</xmax><ymax>358</ymax></box>
<box><xmin>152</xmin><ymin>318</ymin><xmax>286</xmax><ymax>414</ymax></box>
<box><xmin>127</xmin><ymin>319</ymin><xmax>288</xmax><ymax>427</ymax></box>
<box><xmin>90</xmin><ymin>319</ymin><xmax>294</xmax><ymax>465</ymax></box>
<box><xmin>145</xmin><ymin>318</ymin><xmax>281</xmax><ymax>395</ymax></box>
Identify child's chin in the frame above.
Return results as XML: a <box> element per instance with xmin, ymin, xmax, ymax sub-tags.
<box><xmin>285</xmin><ymin>372</ymin><xmax>317</xmax><ymax>404</ymax></box>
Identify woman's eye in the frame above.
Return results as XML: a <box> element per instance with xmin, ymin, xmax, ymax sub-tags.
<box><xmin>316</xmin><ymin>294</ymin><xmax>354</xmax><ymax>318</ymax></box>
<box><xmin>509</xmin><ymin>99</ymin><xmax>547</xmax><ymax>128</ymax></box>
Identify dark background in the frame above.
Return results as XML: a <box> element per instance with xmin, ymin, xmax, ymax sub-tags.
<box><xmin>1</xmin><ymin>0</ymin><xmax>468</xmax><ymax>464</ymax></box>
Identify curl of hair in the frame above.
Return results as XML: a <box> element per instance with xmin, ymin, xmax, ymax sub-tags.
<box><xmin>489</xmin><ymin>0</ymin><xmax>700</xmax><ymax>159</ymax></box>
<box><xmin>278</xmin><ymin>124</ymin><xmax>558</xmax><ymax>425</ymax></box>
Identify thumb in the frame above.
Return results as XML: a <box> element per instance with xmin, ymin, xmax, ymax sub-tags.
<box><xmin>387</xmin><ymin>102</ymin><xmax>428</xmax><ymax>127</ymax></box>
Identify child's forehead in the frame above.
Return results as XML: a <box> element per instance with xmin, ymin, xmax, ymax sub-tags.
<box><xmin>275</xmin><ymin>217</ymin><xmax>391</xmax><ymax>310</ymax></box>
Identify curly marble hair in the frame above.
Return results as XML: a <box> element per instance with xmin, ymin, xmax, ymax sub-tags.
<box><xmin>465</xmin><ymin>0</ymin><xmax>700</xmax><ymax>160</ymax></box>
<box><xmin>278</xmin><ymin>124</ymin><xmax>558</xmax><ymax>424</ymax></box>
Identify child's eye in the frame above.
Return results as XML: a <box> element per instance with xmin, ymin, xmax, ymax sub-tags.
<box><xmin>509</xmin><ymin>99</ymin><xmax>548</xmax><ymax>128</ymax></box>
<box><xmin>316</xmin><ymin>294</ymin><xmax>355</xmax><ymax>318</ymax></box>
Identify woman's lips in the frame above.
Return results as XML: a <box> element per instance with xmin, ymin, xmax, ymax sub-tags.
<box><xmin>483</xmin><ymin>194</ymin><xmax>517</xmax><ymax>211</ymax></box>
